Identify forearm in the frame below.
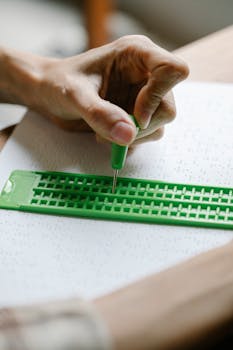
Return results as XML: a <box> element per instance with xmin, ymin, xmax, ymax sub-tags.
<box><xmin>95</xmin><ymin>242</ymin><xmax>233</xmax><ymax>350</ymax></box>
<box><xmin>0</xmin><ymin>46</ymin><xmax>45</xmax><ymax>107</ymax></box>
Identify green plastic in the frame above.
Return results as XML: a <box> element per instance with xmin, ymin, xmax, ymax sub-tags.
<box><xmin>111</xmin><ymin>115</ymin><xmax>139</xmax><ymax>170</ymax></box>
<box><xmin>0</xmin><ymin>170</ymin><xmax>233</xmax><ymax>229</ymax></box>
<box><xmin>111</xmin><ymin>143</ymin><xmax>128</xmax><ymax>170</ymax></box>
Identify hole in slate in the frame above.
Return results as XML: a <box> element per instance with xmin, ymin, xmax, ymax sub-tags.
<box><xmin>40</xmin><ymin>200</ymin><xmax>47</xmax><ymax>205</ymax></box>
<box><xmin>157</xmin><ymin>192</ymin><xmax>163</xmax><ymax>197</ymax></box>
<box><xmin>228</xmin><ymin>216</ymin><xmax>233</xmax><ymax>221</ymax></box>
<box><xmin>69</xmin><ymin>194</ymin><xmax>77</xmax><ymax>200</ymax></box>
<box><xmin>193</xmin><ymin>196</ymin><xmax>200</xmax><ymax>200</ymax></box>
<box><xmin>95</xmin><ymin>204</ymin><xmax>102</xmax><ymax>210</ymax></box>
<box><xmin>105</xmin><ymin>206</ymin><xmax>111</xmax><ymax>211</ymax></box>
<box><xmin>199</xmin><ymin>214</ymin><xmax>206</xmax><ymax>219</ymax></box>
<box><xmin>65</xmin><ymin>185</ymin><xmax>72</xmax><ymax>190</ymax></box>
<box><xmin>133</xmin><ymin>208</ymin><xmax>140</xmax><ymax>214</ymax></box>
<box><xmin>174</xmin><ymin>194</ymin><xmax>181</xmax><ymax>199</ymax></box>
<box><xmin>171</xmin><ymin>211</ymin><xmax>177</xmax><ymax>216</ymax></box>
<box><xmin>58</xmin><ymin>202</ymin><xmax>65</xmax><ymax>207</ymax></box>
<box><xmin>67</xmin><ymin>202</ymin><xmax>75</xmax><ymax>208</ymax></box>
<box><xmin>76</xmin><ymin>202</ymin><xmax>83</xmax><ymax>208</ymax></box>
<box><xmin>49</xmin><ymin>200</ymin><xmax>56</xmax><ymax>206</ymax></box>
<box><xmin>124</xmin><ymin>207</ymin><xmax>130</xmax><ymax>213</ymax></box>
<box><xmin>46</xmin><ymin>183</ymin><xmax>54</xmax><ymax>188</ymax></box>
<box><xmin>209</xmin><ymin>214</ymin><xmax>215</xmax><ymax>220</ymax></box>
<box><xmin>147</xmin><ymin>192</ymin><xmax>153</xmax><ymax>197</ymax></box>
<box><xmin>184</xmin><ymin>195</ymin><xmax>191</xmax><ymax>200</ymax></box>
<box><xmin>152</xmin><ymin>210</ymin><xmax>158</xmax><ymax>215</ymax></box>
<box><xmin>203</xmin><ymin>196</ymin><xmax>209</xmax><ymax>201</ymax></box>
<box><xmin>39</xmin><ymin>182</ymin><xmax>45</xmax><ymax>187</ymax></box>
<box><xmin>212</xmin><ymin>197</ymin><xmax>219</xmax><ymax>202</ymax></box>
<box><xmin>165</xmin><ymin>193</ymin><xmax>172</xmax><ymax>198</ymax></box>
<box><xmin>180</xmin><ymin>212</ymin><xmax>187</xmax><ymax>217</ymax></box>
<box><xmin>114</xmin><ymin>207</ymin><xmax>121</xmax><ymax>212</ymax></box>
<box><xmin>218</xmin><ymin>215</ymin><xmax>225</xmax><ymax>220</ymax></box>
<box><xmin>116</xmin><ymin>198</ymin><xmax>123</xmax><ymax>204</ymax></box>
<box><xmin>56</xmin><ymin>184</ymin><xmax>62</xmax><ymax>189</ymax></box>
<box><xmin>91</xmin><ymin>187</ymin><xmax>99</xmax><ymax>193</ymax></box>
<box><xmin>161</xmin><ymin>210</ymin><xmax>168</xmax><ymax>216</ymax></box>
<box><xmin>142</xmin><ymin>209</ymin><xmax>149</xmax><ymax>214</ymax></box>
<box><xmin>31</xmin><ymin>199</ymin><xmax>38</xmax><ymax>204</ymax></box>
<box><xmin>100</xmin><ymin>188</ymin><xmax>108</xmax><ymax>193</ymax></box>
<box><xmin>189</xmin><ymin>213</ymin><xmax>196</xmax><ymax>218</ymax></box>
<box><xmin>221</xmin><ymin>198</ymin><xmax>228</xmax><ymax>203</ymax></box>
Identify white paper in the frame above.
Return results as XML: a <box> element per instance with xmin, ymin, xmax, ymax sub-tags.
<box><xmin>0</xmin><ymin>105</ymin><xmax>26</xmax><ymax>131</ymax></box>
<box><xmin>0</xmin><ymin>82</ymin><xmax>233</xmax><ymax>307</ymax></box>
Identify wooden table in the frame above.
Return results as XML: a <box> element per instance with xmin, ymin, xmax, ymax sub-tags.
<box><xmin>1</xmin><ymin>24</ymin><xmax>233</xmax><ymax>152</ymax></box>
<box><xmin>174</xmin><ymin>25</ymin><xmax>233</xmax><ymax>83</ymax></box>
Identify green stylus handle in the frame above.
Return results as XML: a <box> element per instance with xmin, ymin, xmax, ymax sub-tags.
<box><xmin>111</xmin><ymin>115</ymin><xmax>139</xmax><ymax>170</ymax></box>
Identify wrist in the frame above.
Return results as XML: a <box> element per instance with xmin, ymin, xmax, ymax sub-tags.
<box><xmin>0</xmin><ymin>46</ymin><xmax>48</xmax><ymax>107</ymax></box>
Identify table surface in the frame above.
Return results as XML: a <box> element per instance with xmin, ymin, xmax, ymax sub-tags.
<box><xmin>1</xmin><ymin>24</ymin><xmax>233</xmax><ymax>152</ymax></box>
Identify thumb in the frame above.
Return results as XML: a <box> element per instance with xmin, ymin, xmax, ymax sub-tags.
<box><xmin>78</xmin><ymin>90</ymin><xmax>137</xmax><ymax>145</ymax></box>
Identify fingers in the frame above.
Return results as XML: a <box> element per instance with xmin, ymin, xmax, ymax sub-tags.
<box><xmin>137</xmin><ymin>91</ymin><xmax>176</xmax><ymax>139</ymax></box>
<box><xmin>134</xmin><ymin>127</ymin><xmax>165</xmax><ymax>145</ymax></box>
<box><xmin>133</xmin><ymin>40</ymin><xmax>189</xmax><ymax>129</ymax></box>
<box><xmin>94</xmin><ymin>91</ymin><xmax>175</xmax><ymax>146</ymax></box>
<box><xmin>135</xmin><ymin>91</ymin><xmax>175</xmax><ymax>144</ymax></box>
<box><xmin>73</xmin><ymin>80</ymin><xmax>137</xmax><ymax>145</ymax></box>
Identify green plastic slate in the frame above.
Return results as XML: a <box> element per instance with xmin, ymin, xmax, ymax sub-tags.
<box><xmin>0</xmin><ymin>170</ymin><xmax>233</xmax><ymax>229</ymax></box>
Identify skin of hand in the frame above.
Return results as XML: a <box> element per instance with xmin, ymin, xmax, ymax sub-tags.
<box><xmin>38</xmin><ymin>35</ymin><xmax>189</xmax><ymax>145</ymax></box>
<box><xmin>0</xmin><ymin>35</ymin><xmax>189</xmax><ymax>146</ymax></box>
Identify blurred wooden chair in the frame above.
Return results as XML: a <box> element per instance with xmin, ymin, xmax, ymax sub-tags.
<box><xmin>84</xmin><ymin>0</ymin><xmax>114</xmax><ymax>48</ymax></box>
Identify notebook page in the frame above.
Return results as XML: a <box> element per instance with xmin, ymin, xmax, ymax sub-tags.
<box><xmin>0</xmin><ymin>81</ymin><xmax>232</xmax><ymax>306</ymax></box>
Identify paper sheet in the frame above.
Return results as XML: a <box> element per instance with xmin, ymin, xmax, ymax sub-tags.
<box><xmin>0</xmin><ymin>104</ymin><xmax>25</xmax><ymax>130</ymax></box>
<box><xmin>0</xmin><ymin>82</ymin><xmax>232</xmax><ymax>307</ymax></box>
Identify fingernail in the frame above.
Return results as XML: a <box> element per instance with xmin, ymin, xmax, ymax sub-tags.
<box><xmin>110</xmin><ymin>121</ymin><xmax>135</xmax><ymax>145</ymax></box>
<box><xmin>140</xmin><ymin>113</ymin><xmax>151</xmax><ymax>129</ymax></box>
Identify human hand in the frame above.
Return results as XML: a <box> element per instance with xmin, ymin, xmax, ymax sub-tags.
<box><xmin>35</xmin><ymin>35</ymin><xmax>189</xmax><ymax>145</ymax></box>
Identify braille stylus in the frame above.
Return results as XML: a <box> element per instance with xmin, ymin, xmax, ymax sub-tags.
<box><xmin>111</xmin><ymin>115</ymin><xmax>139</xmax><ymax>193</ymax></box>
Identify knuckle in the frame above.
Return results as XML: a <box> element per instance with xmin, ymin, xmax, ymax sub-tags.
<box><xmin>153</xmin><ymin>127</ymin><xmax>165</xmax><ymax>140</ymax></box>
<box><xmin>134</xmin><ymin>34</ymin><xmax>152</xmax><ymax>43</ymax></box>
<box><xmin>174</xmin><ymin>58</ymin><xmax>190</xmax><ymax>79</ymax></box>
<box><xmin>142</xmin><ymin>127</ymin><xmax>165</xmax><ymax>143</ymax></box>
<box><xmin>162</xmin><ymin>100</ymin><xmax>176</xmax><ymax>123</ymax></box>
<box><xmin>86</xmin><ymin>104</ymin><xmax>103</xmax><ymax>124</ymax></box>
<box><xmin>115</xmin><ymin>34</ymin><xmax>152</xmax><ymax>51</ymax></box>
<box><xmin>149</xmin><ymin>91</ymin><xmax>162</xmax><ymax>105</ymax></box>
<box><xmin>159</xmin><ymin>57</ymin><xmax>189</xmax><ymax>80</ymax></box>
